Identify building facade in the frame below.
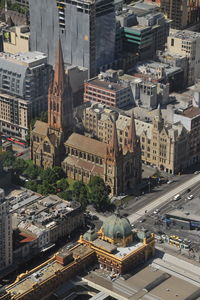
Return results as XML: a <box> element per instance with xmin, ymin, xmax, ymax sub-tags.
<box><xmin>29</xmin><ymin>0</ymin><xmax>116</xmax><ymax>78</ymax></box>
<box><xmin>81</xmin><ymin>103</ymin><xmax>189</xmax><ymax>174</ymax></box>
<box><xmin>174</xmin><ymin>106</ymin><xmax>200</xmax><ymax>165</ymax></box>
<box><xmin>0</xmin><ymin>52</ymin><xmax>52</xmax><ymax>139</ymax></box>
<box><xmin>31</xmin><ymin>41</ymin><xmax>73</xmax><ymax>168</ymax></box>
<box><xmin>160</xmin><ymin>0</ymin><xmax>200</xmax><ymax>29</ymax></box>
<box><xmin>3</xmin><ymin>25</ymin><xmax>30</xmax><ymax>54</ymax></box>
<box><xmin>84</xmin><ymin>75</ymin><xmax>133</xmax><ymax>109</ymax></box>
<box><xmin>167</xmin><ymin>30</ymin><xmax>200</xmax><ymax>86</ymax></box>
<box><xmin>0</xmin><ymin>189</ymin><xmax>13</xmax><ymax>272</ymax></box>
<box><xmin>62</xmin><ymin>116</ymin><xmax>141</xmax><ymax>195</ymax></box>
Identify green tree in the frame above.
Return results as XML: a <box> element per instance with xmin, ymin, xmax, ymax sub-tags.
<box><xmin>40</xmin><ymin>167</ymin><xmax>62</xmax><ymax>184</ymax></box>
<box><xmin>25</xmin><ymin>180</ymin><xmax>37</xmax><ymax>192</ymax></box>
<box><xmin>23</xmin><ymin>164</ymin><xmax>40</xmax><ymax>180</ymax></box>
<box><xmin>58</xmin><ymin>190</ymin><xmax>73</xmax><ymax>201</ymax></box>
<box><xmin>13</xmin><ymin>158</ymin><xmax>28</xmax><ymax>175</ymax></box>
<box><xmin>56</xmin><ymin>178</ymin><xmax>69</xmax><ymax>192</ymax></box>
<box><xmin>88</xmin><ymin>176</ymin><xmax>110</xmax><ymax>211</ymax></box>
<box><xmin>37</xmin><ymin>180</ymin><xmax>56</xmax><ymax>195</ymax></box>
<box><xmin>72</xmin><ymin>181</ymin><xmax>89</xmax><ymax>210</ymax></box>
<box><xmin>0</xmin><ymin>151</ymin><xmax>15</xmax><ymax>168</ymax></box>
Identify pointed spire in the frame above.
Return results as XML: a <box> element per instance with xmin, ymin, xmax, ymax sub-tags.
<box><xmin>110</xmin><ymin>120</ymin><xmax>119</xmax><ymax>158</ymax></box>
<box><xmin>53</xmin><ymin>39</ymin><xmax>65</xmax><ymax>93</ymax></box>
<box><xmin>157</xmin><ymin>103</ymin><xmax>162</xmax><ymax>121</ymax></box>
<box><xmin>127</xmin><ymin>111</ymin><xmax>137</xmax><ymax>151</ymax></box>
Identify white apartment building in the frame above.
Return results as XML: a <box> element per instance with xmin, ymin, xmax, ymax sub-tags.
<box><xmin>0</xmin><ymin>189</ymin><xmax>13</xmax><ymax>271</ymax></box>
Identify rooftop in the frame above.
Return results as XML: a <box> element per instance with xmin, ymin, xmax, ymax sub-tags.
<box><xmin>167</xmin><ymin>196</ymin><xmax>200</xmax><ymax>222</ymax></box>
<box><xmin>169</xmin><ymin>29</ymin><xmax>200</xmax><ymax>40</ymax></box>
<box><xmin>6</xmin><ymin>244</ymin><xmax>94</xmax><ymax>298</ymax></box>
<box><xmin>0</xmin><ymin>51</ymin><xmax>47</xmax><ymax>66</ymax></box>
<box><xmin>65</xmin><ymin>133</ymin><xmax>108</xmax><ymax>157</ymax></box>
<box><xmin>84</xmin><ymin>261</ymin><xmax>200</xmax><ymax>300</ymax></box>
<box><xmin>87</xmin><ymin>77</ymin><xmax>127</xmax><ymax>92</ymax></box>
<box><xmin>182</xmin><ymin>106</ymin><xmax>200</xmax><ymax>118</ymax></box>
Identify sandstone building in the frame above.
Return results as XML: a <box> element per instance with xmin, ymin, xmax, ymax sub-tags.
<box><xmin>31</xmin><ymin>41</ymin><xmax>141</xmax><ymax>196</ymax></box>
<box><xmin>81</xmin><ymin>103</ymin><xmax>188</xmax><ymax>174</ymax></box>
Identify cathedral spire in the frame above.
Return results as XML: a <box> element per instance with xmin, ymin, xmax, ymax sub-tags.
<box><xmin>110</xmin><ymin>120</ymin><xmax>119</xmax><ymax>158</ymax></box>
<box><xmin>127</xmin><ymin>111</ymin><xmax>137</xmax><ymax>152</ymax></box>
<box><xmin>48</xmin><ymin>40</ymin><xmax>73</xmax><ymax>134</ymax></box>
<box><xmin>53</xmin><ymin>39</ymin><xmax>65</xmax><ymax>94</ymax></box>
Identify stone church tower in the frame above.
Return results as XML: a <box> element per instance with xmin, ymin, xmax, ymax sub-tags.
<box><xmin>31</xmin><ymin>40</ymin><xmax>73</xmax><ymax>168</ymax></box>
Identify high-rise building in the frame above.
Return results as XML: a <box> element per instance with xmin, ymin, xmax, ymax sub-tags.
<box><xmin>29</xmin><ymin>0</ymin><xmax>116</xmax><ymax>78</ymax></box>
<box><xmin>167</xmin><ymin>30</ymin><xmax>200</xmax><ymax>86</ymax></box>
<box><xmin>160</xmin><ymin>0</ymin><xmax>200</xmax><ymax>30</ymax></box>
<box><xmin>0</xmin><ymin>188</ymin><xmax>13</xmax><ymax>271</ymax></box>
<box><xmin>0</xmin><ymin>52</ymin><xmax>52</xmax><ymax>139</ymax></box>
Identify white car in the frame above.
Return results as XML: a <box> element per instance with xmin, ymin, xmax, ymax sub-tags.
<box><xmin>174</xmin><ymin>194</ymin><xmax>181</xmax><ymax>201</ymax></box>
<box><xmin>194</xmin><ymin>171</ymin><xmax>200</xmax><ymax>174</ymax></box>
<box><xmin>187</xmin><ymin>195</ymin><xmax>193</xmax><ymax>200</ymax></box>
<box><xmin>153</xmin><ymin>209</ymin><xmax>160</xmax><ymax>214</ymax></box>
<box><xmin>167</xmin><ymin>180</ymin><xmax>174</xmax><ymax>184</ymax></box>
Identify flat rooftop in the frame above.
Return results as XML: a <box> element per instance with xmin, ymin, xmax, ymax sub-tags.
<box><xmin>87</xmin><ymin>77</ymin><xmax>127</xmax><ymax>92</ymax></box>
<box><xmin>169</xmin><ymin>29</ymin><xmax>200</xmax><ymax>40</ymax></box>
<box><xmin>167</xmin><ymin>196</ymin><xmax>200</xmax><ymax>222</ymax></box>
<box><xmin>0</xmin><ymin>51</ymin><xmax>47</xmax><ymax>65</ymax></box>
<box><xmin>182</xmin><ymin>106</ymin><xmax>200</xmax><ymax>118</ymax></box>
<box><xmin>6</xmin><ymin>244</ymin><xmax>93</xmax><ymax>298</ymax></box>
<box><xmin>84</xmin><ymin>262</ymin><xmax>200</xmax><ymax>300</ymax></box>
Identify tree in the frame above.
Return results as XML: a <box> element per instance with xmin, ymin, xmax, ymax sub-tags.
<box><xmin>72</xmin><ymin>181</ymin><xmax>89</xmax><ymax>210</ymax></box>
<box><xmin>23</xmin><ymin>164</ymin><xmax>40</xmax><ymax>180</ymax></box>
<box><xmin>58</xmin><ymin>190</ymin><xmax>73</xmax><ymax>201</ymax></box>
<box><xmin>0</xmin><ymin>151</ymin><xmax>15</xmax><ymax>167</ymax></box>
<box><xmin>37</xmin><ymin>180</ymin><xmax>56</xmax><ymax>195</ymax></box>
<box><xmin>25</xmin><ymin>180</ymin><xmax>37</xmax><ymax>192</ymax></box>
<box><xmin>40</xmin><ymin>167</ymin><xmax>64</xmax><ymax>184</ymax></box>
<box><xmin>13</xmin><ymin>158</ymin><xmax>28</xmax><ymax>175</ymax></box>
<box><xmin>88</xmin><ymin>176</ymin><xmax>110</xmax><ymax>211</ymax></box>
<box><xmin>56</xmin><ymin>178</ymin><xmax>69</xmax><ymax>192</ymax></box>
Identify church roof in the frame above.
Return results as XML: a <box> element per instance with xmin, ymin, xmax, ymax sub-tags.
<box><xmin>32</xmin><ymin>120</ymin><xmax>48</xmax><ymax>136</ymax></box>
<box><xmin>65</xmin><ymin>133</ymin><xmax>107</xmax><ymax>157</ymax></box>
<box><xmin>63</xmin><ymin>156</ymin><xmax>104</xmax><ymax>175</ymax></box>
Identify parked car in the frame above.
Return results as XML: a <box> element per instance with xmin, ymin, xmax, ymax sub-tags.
<box><xmin>174</xmin><ymin>194</ymin><xmax>181</xmax><ymax>201</ymax></box>
<box><xmin>167</xmin><ymin>180</ymin><xmax>174</xmax><ymax>184</ymax></box>
<box><xmin>194</xmin><ymin>171</ymin><xmax>200</xmax><ymax>174</ymax></box>
<box><xmin>187</xmin><ymin>195</ymin><xmax>193</xmax><ymax>200</ymax></box>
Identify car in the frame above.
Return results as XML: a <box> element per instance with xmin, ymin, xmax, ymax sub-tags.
<box><xmin>153</xmin><ymin>209</ymin><xmax>160</xmax><ymax>214</ymax></box>
<box><xmin>173</xmin><ymin>194</ymin><xmax>181</xmax><ymax>201</ymax></box>
<box><xmin>194</xmin><ymin>171</ymin><xmax>200</xmax><ymax>174</ymax></box>
<box><xmin>187</xmin><ymin>194</ymin><xmax>193</xmax><ymax>200</ymax></box>
<box><xmin>15</xmin><ymin>152</ymin><xmax>24</xmax><ymax>157</ymax></box>
<box><xmin>167</xmin><ymin>180</ymin><xmax>174</xmax><ymax>184</ymax></box>
<box><xmin>139</xmin><ymin>218</ymin><xmax>146</xmax><ymax>223</ymax></box>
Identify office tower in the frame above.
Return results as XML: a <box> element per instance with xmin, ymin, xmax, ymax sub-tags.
<box><xmin>29</xmin><ymin>0</ymin><xmax>116</xmax><ymax>78</ymax></box>
<box><xmin>167</xmin><ymin>30</ymin><xmax>200</xmax><ymax>86</ymax></box>
<box><xmin>160</xmin><ymin>0</ymin><xmax>200</xmax><ymax>29</ymax></box>
<box><xmin>0</xmin><ymin>188</ymin><xmax>13</xmax><ymax>271</ymax></box>
<box><xmin>0</xmin><ymin>52</ymin><xmax>52</xmax><ymax>139</ymax></box>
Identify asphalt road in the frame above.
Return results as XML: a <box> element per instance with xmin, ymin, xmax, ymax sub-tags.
<box><xmin>135</xmin><ymin>180</ymin><xmax>200</xmax><ymax>245</ymax></box>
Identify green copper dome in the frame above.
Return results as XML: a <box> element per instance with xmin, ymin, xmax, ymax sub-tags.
<box><xmin>102</xmin><ymin>214</ymin><xmax>132</xmax><ymax>240</ymax></box>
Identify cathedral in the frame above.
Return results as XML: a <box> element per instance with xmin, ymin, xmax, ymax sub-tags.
<box><xmin>31</xmin><ymin>41</ymin><xmax>141</xmax><ymax>196</ymax></box>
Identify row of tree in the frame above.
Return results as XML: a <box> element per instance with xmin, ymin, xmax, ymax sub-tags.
<box><xmin>0</xmin><ymin>151</ymin><xmax>110</xmax><ymax>211</ymax></box>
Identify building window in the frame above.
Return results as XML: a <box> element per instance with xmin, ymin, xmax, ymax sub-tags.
<box><xmin>43</xmin><ymin>141</ymin><xmax>50</xmax><ymax>153</ymax></box>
